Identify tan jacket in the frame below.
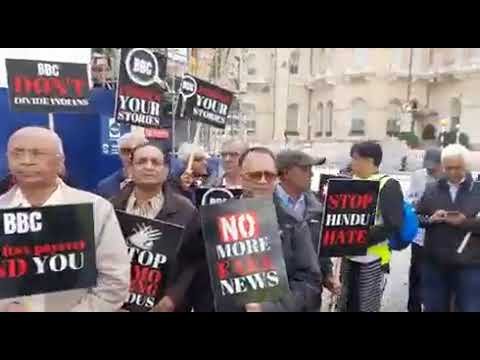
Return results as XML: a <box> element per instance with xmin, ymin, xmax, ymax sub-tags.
<box><xmin>0</xmin><ymin>183</ymin><xmax>130</xmax><ymax>312</ymax></box>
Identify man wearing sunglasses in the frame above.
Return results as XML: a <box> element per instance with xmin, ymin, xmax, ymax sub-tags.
<box><xmin>96</xmin><ymin>132</ymin><xmax>148</xmax><ymax>199</ymax></box>
<box><xmin>275</xmin><ymin>150</ymin><xmax>341</xmax><ymax>310</ymax></box>
<box><xmin>242</xmin><ymin>147</ymin><xmax>322</xmax><ymax>311</ymax></box>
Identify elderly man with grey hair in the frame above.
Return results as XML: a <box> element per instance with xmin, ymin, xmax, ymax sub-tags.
<box><xmin>168</xmin><ymin>142</ymin><xmax>212</xmax><ymax>203</ymax></box>
<box><xmin>96</xmin><ymin>132</ymin><xmax>148</xmax><ymax>199</ymax></box>
<box><xmin>417</xmin><ymin>144</ymin><xmax>480</xmax><ymax>312</ymax></box>
<box><xmin>0</xmin><ymin>127</ymin><xmax>130</xmax><ymax>312</ymax></box>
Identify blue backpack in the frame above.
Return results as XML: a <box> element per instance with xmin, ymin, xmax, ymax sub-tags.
<box><xmin>389</xmin><ymin>201</ymin><xmax>419</xmax><ymax>250</ymax></box>
<box><xmin>379</xmin><ymin>176</ymin><xmax>419</xmax><ymax>251</ymax></box>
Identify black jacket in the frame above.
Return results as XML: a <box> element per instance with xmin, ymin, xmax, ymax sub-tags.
<box><xmin>110</xmin><ymin>183</ymin><xmax>201</xmax><ymax>311</ymax></box>
<box><xmin>417</xmin><ymin>173</ymin><xmax>480</xmax><ymax>266</ymax></box>
<box><xmin>369</xmin><ymin>177</ymin><xmax>404</xmax><ymax>247</ymax></box>
<box><xmin>303</xmin><ymin>192</ymin><xmax>333</xmax><ymax>277</ymax></box>
<box><xmin>180</xmin><ymin>195</ymin><xmax>323</xmax><ymax>312</ymax></box>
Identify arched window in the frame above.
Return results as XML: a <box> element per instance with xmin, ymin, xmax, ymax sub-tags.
<box><xmin>387</xmin><ymin>100</ymin><xmax>402</xmax><ymax>136</ymax></box>
<box><xmin>316</xmin><ymin>102</ymin><xmax>324</xmax><ymax>136</ymax></box>
<box><xmin>289</xmin><ymin>49</ymin><xmax>300</xmax><ymax>75</ymax></box>
<box><xmin>243</xmin><ymin>103</ymin><xmax>257</xmax><ymax>134</ymax></box>
<box><xmin>326</xmin><ymin>101</ymin><xmax>333</xmax><ymax>137</ymax></box>
<box><xmin>350</xmin><ymin>98</ymin><xmax>367</xmax><ymax>136</ymax></box>
<box><xmin>471</xmin><ymin>48</ymin><xmax>480</xmax><ymax>63</ymax></box>
<box><xmin>286</xmin><ymin>104</ymin><xmax>299</xmax><ymax>133</ymax></box>
<box><xmin>450</xmin><ymin>98</ymin><xmax>461</xmax><ymax>130</ymax></box>
<box><xmin>246</xmin><ymin>54</ymin><xmax>256</xmax><ymax>75</ymax></box>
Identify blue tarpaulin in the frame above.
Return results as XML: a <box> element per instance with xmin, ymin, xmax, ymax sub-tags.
<box><xmin>0</xmin><ymin>87</ymin><xmax>130</xmax><ymax>191</ymax></box>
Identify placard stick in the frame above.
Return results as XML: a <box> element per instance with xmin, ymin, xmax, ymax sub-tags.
<box><xmin>48</xmin><ymin>113</ymin><xmax>55</xmax><ymax>131</ymax></box>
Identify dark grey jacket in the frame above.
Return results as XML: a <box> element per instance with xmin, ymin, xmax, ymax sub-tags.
<box><xmin>417</xmin><ymin>173</ymin><xmax>480</xmax><ymax>266</ymax></box>
<box><xmin>181</xmin><ymin>195</ymin><xmax>323</xmax><ymax>312</ymax></box>
<box><xmin>303</xmin><ymin>192</ymin><xmax>333</xmax><ymax>277</ymax></box>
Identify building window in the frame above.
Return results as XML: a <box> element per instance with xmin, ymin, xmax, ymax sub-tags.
<box><xmin>326</xmin><ymin>101</ymin><xmax>333</xmax><ymax>137</ymax></box>
<box><xmin>392</xmin><ymin>48</ymin><xmax>403</xmax><ymax>68</ymax></box>
<box><xmin>247</xmin><ymin>54</ymin><xmax>256</xmax><ymax>75</ymax></box>
<box><xmin>317</xmin><ymin>48</ymin><xmax>327</xmax><ymax>74</ymax></box>
<box><xmin>316</xmin><ymin>102</ymin><xmax>324</xmax><ymax>137</ymax></box>
<box><xmin>353</xmin><ymin>48</ymin><xmax>368</xmax><ymax>68</ymax></box>
<box><xmin>350</xmin><ymin>98</ymin><xmax>367</xmax><ymax>136</ymax></box>
<box><xmin>243</xmin><ymin>103</ymin><xmax>257</xmax><ymax>135</ymax></box>
<box><xmin>471</xmin><ymin>48</ymin><xmax>480</xmax><ymax>63</ymax></box>
<box><xmin>387</xmin><ymin>100</ymin><xmax>402</xmax><ymax>136</ymax></box>
<box><xmin>286</xmin><ymin>104</ymin><xmax>299</xmax><ymax>133</ymax></box>
<box><xmin>450</xmin><ymin>98</ymin><xmax>461</xmax><ymax>131</ymax></box>
<box><xmin>289</xmin><ymin>50</ymin><xmax>300</xmax><ymax>75</ymax></box>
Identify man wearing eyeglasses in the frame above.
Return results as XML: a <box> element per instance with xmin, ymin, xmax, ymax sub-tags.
<box><xmin>111</xmin><ymin>144</ymin><xmax>202</xmax><ymax>312</ymax></box>
<box><xmin>0</xmin><ymin>127</ymin><xmax>130</xmax><ymax>312</ymax></box>
<box><xmin>275</xmin><ymin>150</ymin><xmax>341</xmax><ymax>310</ymax></box>
<box><xmin>96</xmin><ymin>132</ymin><xmax>148</xmax><ymax>199</ymax></box>
<box><xmin>207</xmin><ymin>138</ymin><xmax>248</xmax><ymax>188</ymax></box>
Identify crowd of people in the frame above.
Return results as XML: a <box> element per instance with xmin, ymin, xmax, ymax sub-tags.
<box><xmin>1</xmin><ymin>125</ymin><xmax>479</xmax><ymax>312</ymax></box>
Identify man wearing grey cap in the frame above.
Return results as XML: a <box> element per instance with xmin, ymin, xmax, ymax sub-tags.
<box><xmin>407</xmin><ymin>147</ymin><xmax>443</xmax><ymax>312</ymax></box>
<box><xmin>275</xmin><ymin>149</ymin><xmax>341</xmax><ymax>310</ymax></box>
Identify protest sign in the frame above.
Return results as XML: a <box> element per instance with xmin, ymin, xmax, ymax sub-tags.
<box><xmin>177</xmin><ymin>74</ymin><xmax>233</xmax><ymax>129</ymax></box>
<box><xmin>5</xmin><ymin>59</ymin><xmax>90</xmax><ymax>113</ymax></box>
<box><xmin>115</xmin><ymin>48</ymin><xmax>170</xmax><ymax>129</ymax></box>
<box><xmin>116</xmin><ymin>211</ymin><xmax>183</xmax><ymax>312</ymax></box>
<box><xmin>0</xmin><ymin>204</ymin><xmax>96</xmax><ymax>299</ymax></box>
<box><xmin>200</xmin><ymin>198</ymin><xmax>289</xmax><ymax>312</ymax></box>
<box><xmin>318</xmin><ymin>179</ymin><xmax>380</xmax><ymax>257</ymax></box>
<box><xmin>195</xmin><ymin>187</ymin><xmax>243</xmax><ymax>208</ymax></box>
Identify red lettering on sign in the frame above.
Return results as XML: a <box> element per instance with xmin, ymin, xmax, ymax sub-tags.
<box><xmin>217</xmin><ymin>211</ymin><xmax>259</xmax><ymax>243</ymax></box>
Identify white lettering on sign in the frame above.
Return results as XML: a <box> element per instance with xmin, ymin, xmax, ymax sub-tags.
<box><xmin>133</xmin><ymin>58</ymin><xmax>153</xmax><ymax>76</ymax></box>
<box><xmin>37</xmin><ymin>63</ymin><xmax>60</xmax><ymax>77</ymax></box>
<box><xmin>3</xmin><ymin>212</ymin><xmax>42</xmax><ymax>235</ymax></box>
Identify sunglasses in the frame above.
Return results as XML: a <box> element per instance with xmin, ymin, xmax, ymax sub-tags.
<box><xmin>243</xmin><ymin>171</ymin><xmax>278</xmax><ymax>183</ymax></box>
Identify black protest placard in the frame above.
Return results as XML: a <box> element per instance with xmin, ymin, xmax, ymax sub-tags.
<box><xmin>0</xmin><ymin>204</ymin><xmax>96</xmax><ymax>300</ymax></box>
<box><xmin>200</xmin><ymin>198</ymin><xmax>289</xmax><ymax>312</ymax></box>
<box><xmin>318</xmin><ymin>179</ymin><xmax>380</xmax><ymax>257</ymax></box>
<box><xmin>195</xmin><ymin>187</ymin><xmax>243</xmax><ymax>208</ymax></box>
<box><xmin>317</xmin><ymin>174</ymin><xmax>351</xmax><ymax>203</ymax></box>
<box><xmin>116</xmin><ymin>211</ymin><xmax>183</xmax><ymax>312</ymax></box>
<box><xmin>115</xmin><ymin>48</ymin><xmax>170</xmax><ymax>129</ymax></box>
<box><xmin>178</xmin><ymin>74</ymin><xmax>233</xmax><ymax>129</ymax></box>
<box><xmin>5</xmin><ymin>59</ymin><xmax>90</xmax><ymax>113</ymax></box>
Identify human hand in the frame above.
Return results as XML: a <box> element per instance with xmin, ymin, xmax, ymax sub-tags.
<box><xmin>152</xmin><ymin>296</ymin><xmax>175</xmax><ymax>312</ymax></box>
<box><xmin>430</xmin><ymin>210</ymin><xmax>448</xmax><ymax>223</ymax></box>
<box><xmin>245</xmin><ymin>303</ymin><xmax>263</xmax><ymax>312</ymax></box>
<box><xmin>180</xmin><ymin>171</ymin><xmax>194</xmax><ymax>191</ymax></box>
<box><xmin>323</xmin><ymin>275</ymin><xmax>342</xmax><ymax>296</ymax></box>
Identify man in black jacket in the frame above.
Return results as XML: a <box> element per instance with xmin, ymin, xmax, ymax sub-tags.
<box><xmin>110</xmin><ymin>144</ymin><xmax>201</xmax><ymax>312</ymax></box>
<box><xmin>417</xmin><ymin>144</ymin><xmax>480</xmax><ymax>312</ymax></box>
<box><xmin>179</xmin><ymin>146</ymin><xmax>323</xmax><ymax>312</ymax></box>
<box><xmin>275</xmin><ymin>149</ymin><xmax>340</xmax><ymax>309</ymax></box>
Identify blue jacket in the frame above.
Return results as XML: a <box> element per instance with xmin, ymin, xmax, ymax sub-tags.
<box><xmin>96</xmin><ymin>169</ymin><xmax>126</xmax><ymax>199</ymax></box>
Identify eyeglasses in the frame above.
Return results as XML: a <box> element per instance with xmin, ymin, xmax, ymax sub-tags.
<box><xmin>193</xmin><ymin>157</ymin><xmax>207</xmax><ymax>162</ymax></box>
<box><xmin>133</xmin><ymin>158</ymin><xmax>165</xmax><ymax>167</ymax></box>
<box><xmin>221</xmin><ymin>152</ymin><xmax>241</xmax><ymax>158</ymax></box>
<box><xmin>243</xmin><ymin>171</ymin><xmax>278</xmax><ymax>183</ymax></box>
<box><xmin>120</xmin><ymin>148</ymin><xmax>134</xmax><ymax>155</ymax></box>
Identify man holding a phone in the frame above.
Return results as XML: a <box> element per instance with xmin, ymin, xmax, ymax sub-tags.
<box><xmin>417</xmin><ymin>144</ymin><xmax>480</xmax><ymax>312</ymax></box>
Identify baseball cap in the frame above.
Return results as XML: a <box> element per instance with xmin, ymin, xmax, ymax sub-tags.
<box><xmin>276</xmin><ymin>150</ymin><xmax>326</xmax><ymax>173</ymax></box>
<box><xmin>423</xmin><ymin>148</ymin><xmax>442</xmax><ymax>169</ymax></box>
